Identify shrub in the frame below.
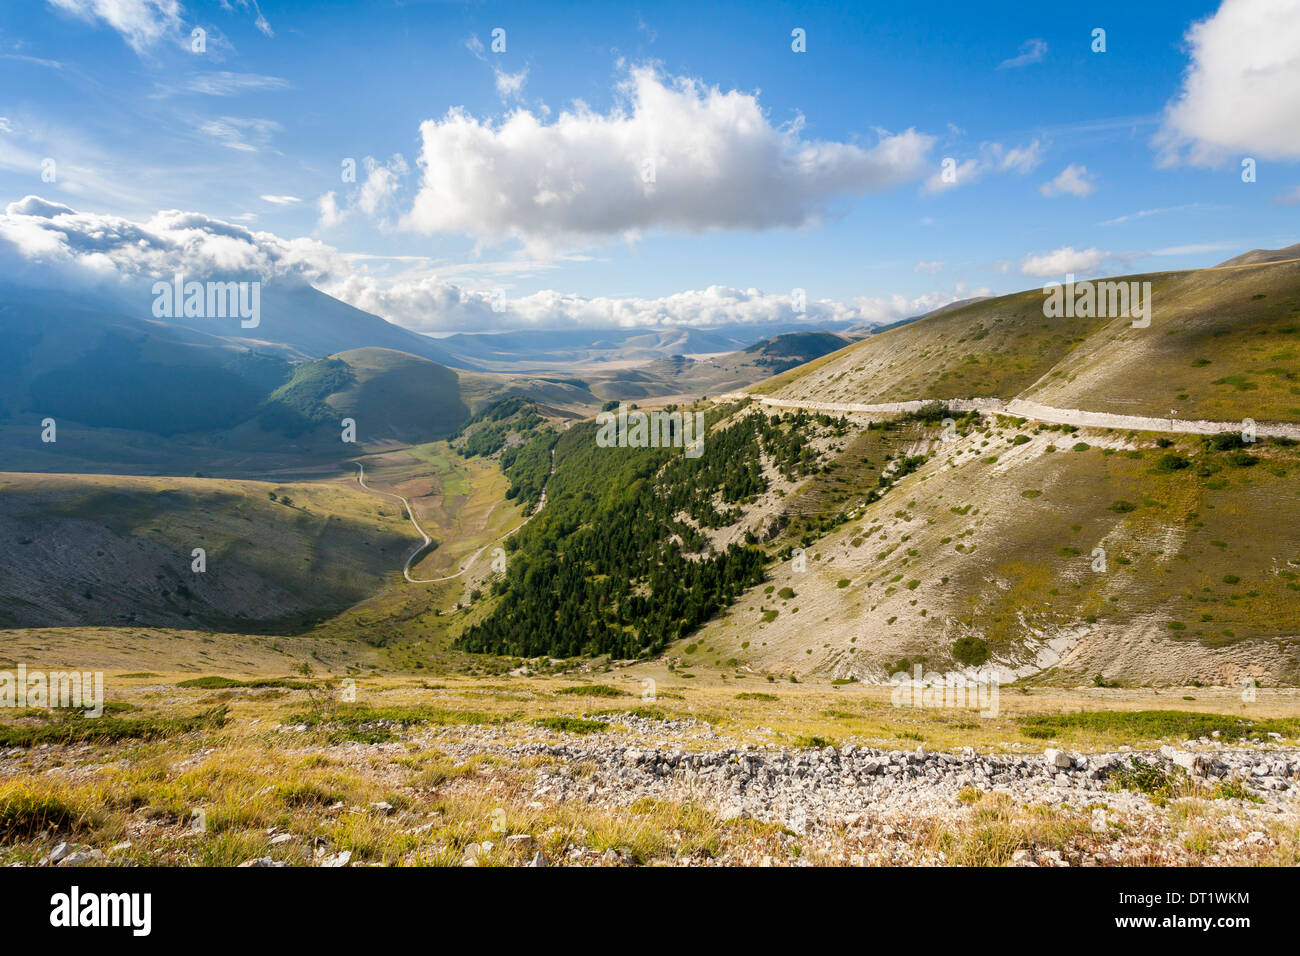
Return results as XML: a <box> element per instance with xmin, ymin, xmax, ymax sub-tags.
<box><xmin>1153</xmin><ymin>453</ymin><xmax>1191</xmax><ymax>473</ymax></box>
<box><xmin>555</xmin><ymin>684</ymin><xmax>624</xmax><ymax>697</ymax></box>
<box><xmin>1109</xmin><ymin>757</ymin><xmax>1181</xmax><ymax>800</ymax></box>
<box><xmin>533</xmin><ymin>717</ymin><xmax>606</xmax><ymax>735</ymax></box>
<box><xmin>952</xmin><ymin>636</ymin><xmax>989</xmax><ymax>666</ymax></box>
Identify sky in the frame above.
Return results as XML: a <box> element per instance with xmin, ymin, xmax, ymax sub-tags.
<box><xmin>1</xmin><ymin>0</ymin><xmax>1298</xmax><ymax>333</ymax></box>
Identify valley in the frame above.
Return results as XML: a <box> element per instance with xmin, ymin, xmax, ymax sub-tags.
<box><xmin>4</xmin><ymin>249</ymin><xmax>1300</xmax><ymax>870</ymax></box>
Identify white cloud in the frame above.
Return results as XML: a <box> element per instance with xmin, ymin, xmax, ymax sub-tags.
<box><xmin>1156</xmin><ymin>0</ymin><xmax>1300</xmax><ymax>164</ymax></box>
<box><xmin>914</xmin><ymin>260</ymin><xmax>944</xmax><ymax>275</ymax></box>
<box><xmin>47</xmin><ymin>0</ymin><xmax>183</xmax><ymax>53</ymax></box>
<box><xmin>357</xmin><ymin>154</ymin><xmax>408</xmax><ymax>217</ymax></box>
<box><xmin>316</xmin><ymin>191</ymin><xmax>343</xmax><ymax>229</ymax></box>
<box><xmin>1019</xmin><ymin>246</ymin><xmax>1113</xmax><ymax>277</ymax></box>
<box><xmin>196</xmin><ymin>116</ymin><xmax>280</xmax><ymax>152</ymax></box>
<box><xmin>1039</xmin><ymin>163</ymin><xmax>1096</xmax><ymax>197</ymax></box>
<box><xmin>0</xmin><ymin>195</ymin><xmax>983</xmax><ymax>334</ymax></box>
<box><xmin>227</xmin><ymin>0</ymin><xmax>273</xmax><ymax>38</ymax></box>
<box><xmin>331</xmin><ymin>276</ymin><xmax>983</xmax><ymax>333</ymax></box>
<box><xmin>1098</xmin><ymin>203</ymin><xmax>1207</xmax><ymax>225</ymax></box>
<box><xmin>0</xmin><ymin>194</ymin><xmax>341</xmax><ymax>293</ymax></box>
<box><xmin>0</xmin><ymin>117</ymin><xmax>11</xmax><ymax>135</ymax></box>
<box><xmin>495</xmin><ymin>67</ymin><xmax>528</xmax><ymax>100</ymax></box>
<box><xmin>314</xmin><ymin>155</ymin><xmax>409</xmax><ymax>229</ymax></box>
<box><xmin>179</xmin><ymin>72</ymin><xmax>290</xmax><ymax>96</ymax></box>
<box><xmin>998</xmin><ymin>38</ymin><xmax>1047</xmax><ymax>69</ymax></box>
<box><xmin>402</xmin><ymin>65</ymin><xmax>933</xmax><ymax>248</ymax></box>
<box><xmin>923</xmin><ymin>140</ymin><xmax>1042</xmax><ymax>192</ymax></box>
<box><xmin>259</xmin><ymin>194</ymin><xmax>300</xmax><ymax>205</ymax></box>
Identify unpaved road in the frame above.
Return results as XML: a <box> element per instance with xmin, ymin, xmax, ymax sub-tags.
<box><xmin>354</xmin><ymin>448</ymin><xmax>555</xmax><ymax>584</ymax></box>
<box><xmin>723</xmin><ymin>393</ymin><xmax>1300</xmax><ymax>440</ymax></box>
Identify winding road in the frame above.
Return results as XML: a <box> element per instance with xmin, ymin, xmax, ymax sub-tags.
<box><xmin>354</xmin><ymin>447</ymin><xmax>555</xmax><ymax>585</ymax></box>
<box><xmin>722</xmin><ymin>393</ymin><xmax>1300</xmax><ymax>440</ymax></box>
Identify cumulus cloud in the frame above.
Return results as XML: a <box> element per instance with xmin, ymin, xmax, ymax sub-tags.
<box><xmin>401</xmin><ymin>65</ymin><xmax>933</xmax><ymax>248</ymax></box>
<box><xmin>923</xmin><ymin>140</ymin><xmax>1041</xmax><ymax>192</ymax></box>
<box><xmin>1039</xmin><ymin>163</ymin><xmax>1096</xmax><ymax>197</ymax></box>
<box><xmin>315</xmin><ymin>155</ymin><xmax>409</xmax><ymax>230</ymax></box>
<box><xmin>316</xmin><ymin>191</ymin><xmax>343</xmax><ymax>229</ymax></box>
<box><xmin>998</xmin><ymin>38</ymin><xmax>1048</xmax><ymax>69</ymax></box>
<box><xmin>0</xmin><ymin>194</ymin><xmax>340</xmax><ymax>295</ymax></box>
<box><xmin>1019</xmin><ymin>246</ymin><xmax>1113</xmax><ymax>277</ymax></box>
<box><xmin>1156</xmin><ymin>0</ymin><xmax>1300</xmax><ymax>164</ymax></box>
<box><xmin>0</xmin><ymin>195</ymin><xmax>979</xmax><ymax>333</ymax></box>
<box><xmin>332</xmin><ymin>276</ymin><xmax>983</xmax><ymax>333</ymax></box>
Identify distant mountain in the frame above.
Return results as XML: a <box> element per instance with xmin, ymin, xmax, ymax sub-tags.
<box><xmin>434</xmin><ymin>320</ymin><xmax>863</xmax><ymax>370</ymax></box>
<box><xmin>1216</xmin><ymin>242</ymin><xmax>1300</xmax><ymax>268</ymax></box>
<box><xmin>563</xmin><ymin>329</ymin><xmax>855</xmax><ymax>400</ymax></box>
<box><xmin>150</xmin><ymin>280</ymin><xmax>477</xmax><ymax>369</ymax></box>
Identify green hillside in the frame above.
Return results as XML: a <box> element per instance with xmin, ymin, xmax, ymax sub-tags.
<box><xmin>753</xmin><ymin>258</ymin><xmax>1300</xmax><ymax>424</ymax></box>
<box><xmin>0</xmin><ymin>472</ymin><xmax>415</xmax><ymax>632</ymax></box>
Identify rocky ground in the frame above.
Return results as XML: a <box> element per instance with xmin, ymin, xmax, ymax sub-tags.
<box><xmin>6</xmin><ymin>685</ymin><xmax>1299</xmax><ymax>868</ymax></box>
<box><xmin>417</xmin><ymin>716</ymin><xmax>1300</xmax><ymax>865</ymax></box>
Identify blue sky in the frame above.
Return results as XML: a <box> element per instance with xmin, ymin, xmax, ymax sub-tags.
<box><xmin>1</xmin><ymin>0</ymin><xmax>1298</xmax><ymax>332</ymax></box>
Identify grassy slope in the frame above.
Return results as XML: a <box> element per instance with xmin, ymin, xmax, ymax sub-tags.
<box><xmin>0</xmin><ymin>472</ymin><xmax>414</xmax><ymax>632</ymax></box>
<box><xmin>754</xmin><ymin>260</ymin><xmax>1300</xmax><ymax>423</ymax></box>
<box><xmin>685</xmin><ymin>414</ymin><xmax>1300</xmax><ymax>686</ymax></box>
<box><xmin>325</xmin><ymin>348</ymin><xmax>468</xmax><ymax>443</ymax></box>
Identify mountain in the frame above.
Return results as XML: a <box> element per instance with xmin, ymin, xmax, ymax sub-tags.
<box><xmin>1216</xmin><ymin>242</ymin><xmax>1300</xmax><ymax>268</ymax></box>
<box><xmin>434</xmin><ymin>321</ymin><xmax>863</xmax><ymax>371</ymax></box>
<box><xmin>750</xmin><ymin>257</ymin><xmax>1300</xmax><ymax>423</ymax></box>
<box><xmin>136</xmin><ymin>280</ymin><xmax>476</xmax><ymax>369</ymax></box>
<box><xmin>257</xmin><ymin>348</ymin><xmax>468</xmax><ymax>445</ymax></box>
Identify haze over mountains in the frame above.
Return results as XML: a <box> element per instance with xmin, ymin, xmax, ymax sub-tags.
<box><xmin>0</xmin><ymin>253</ymin><xmax>861</xmax><ymax>474</ymax></box>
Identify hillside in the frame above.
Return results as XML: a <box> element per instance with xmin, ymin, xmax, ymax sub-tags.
<box><xmin>751</xmin><ymin>258</ymin><xmax>1300</xmax><ymax>424</ymax></box>
<box><xmin>683</xmin><ymin>407</ymin><xmax>1300</xmax><ymax>686</ymax></box>
<box><xmin>259</xmin><ymin>348</ymin><xmax>469</xmax><ymax>444</ymax></box>
<box><xmin>0</xmin><ymin>472</ymin><xmax>414</xmax><ymax>632</ymax></box>
<box><xmin>1216</xmin><ymin>242</ymin><xmax>1300</xmax><ymax>268</ymax></box>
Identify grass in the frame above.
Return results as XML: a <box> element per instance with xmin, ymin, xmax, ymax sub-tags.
<box><xmin>1017</xmin><ymin>710</ymin><xmax>1300</xmax><ymax>743</ymax></box>
<box><xmin>176</xmin><ymin>676</ymin><xmax>315</xmax><ymax>690</ymax></box>
<box><xmin>287</xmin><ymin>705</ymin><xmax>514</xmax><ymax>743</ymax></box>
<box><xmin>554</xmin><ymin>684</ymin><xmax>624</xmax><ymax>697</ymax></box>
<box><xmin>532</xmin><ymin>717</ymin><xmax>607</xmax><ymax>735</ymax></box>
<box><xmin>0</xmin><ymin>673</ymin><xmax>1296</xmax><ymax>867</ymax></box>
<box><xmin>0</xmin><ymin>706</ymin><xmax>228</xmax><ymax>748</ymax></box>
<box><xmin>754</xmin><ymin>258</ymin><xmax>1300</xmax><ymax>423</ymax></box>
<box><xmin>0</xmin><ymin>785</ymin><xmax>84</xmax><ymax>838</ymax></box>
